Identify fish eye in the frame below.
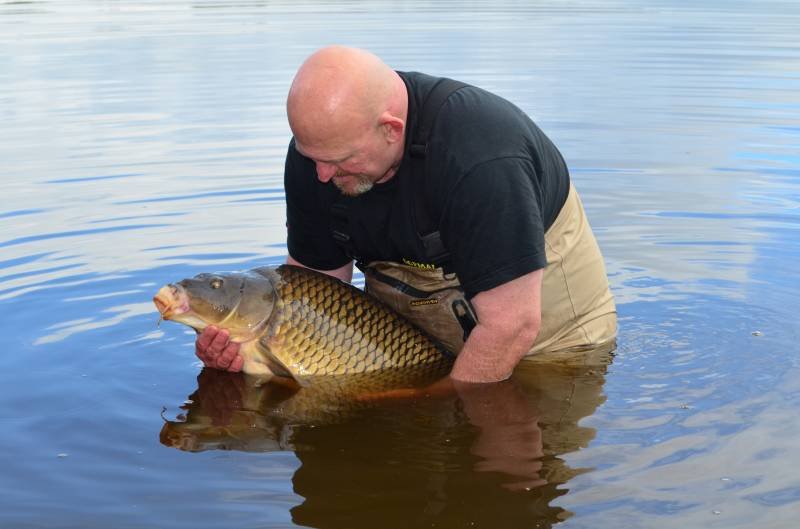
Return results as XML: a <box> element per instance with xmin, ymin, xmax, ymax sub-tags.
<box><xmin>210</xmin><ymin>278</ymin><xmax>223</xmax><ymax>289</ymax></box>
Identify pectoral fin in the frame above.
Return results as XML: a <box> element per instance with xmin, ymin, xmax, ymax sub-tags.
<box><xmin>262</xmin><ymin>354</ymin><xmax>293</xmax><ymax>379</ymax></box>
<box><xmin>256</xmin><ymin>339</ymin><xmax>310</xmax><ymax>388</ymax></box>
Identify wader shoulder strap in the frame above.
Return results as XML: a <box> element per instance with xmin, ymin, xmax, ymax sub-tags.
<box><xmin>409</xmin><ymin>78</ymin><xmax>469</xmax><ymax>264</ymax></box>
<box><xmin>329</xmin><ymin>78</ymin><xmax>469</xmax><ymax>265</ymax></box>
<box><xmin>409</xmin><ymin>78</ymin><xmax>469</xmax><ymax>158</ymax></box>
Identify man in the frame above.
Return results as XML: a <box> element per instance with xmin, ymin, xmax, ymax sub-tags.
<box><xmin>196</xmin><ymin>46</ymin><xmax>616</xmax><ymax>383</ymax></box>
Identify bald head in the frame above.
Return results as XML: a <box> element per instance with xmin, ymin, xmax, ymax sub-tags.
<box><xmin>287</xmin><ymin>46</ymin><xmax>406</xmax><ymax>149</ymax></box>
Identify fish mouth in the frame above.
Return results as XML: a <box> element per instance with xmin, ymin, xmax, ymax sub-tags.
<box><xmin>153</xmin><ymin>284</ymin><xmax>190</xmax><ymax>320</ymax></box>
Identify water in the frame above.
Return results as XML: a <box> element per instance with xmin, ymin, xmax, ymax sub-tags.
<box><xmin>2</xmin><ymin>1</ymin><xmax>799</xmax><ymax>527</ymax></box>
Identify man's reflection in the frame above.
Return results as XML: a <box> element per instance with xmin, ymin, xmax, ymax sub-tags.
<box><xmin>161</xmin><ymin>348</ymin><xmax>612</xmax><ymax>528</ymax></box>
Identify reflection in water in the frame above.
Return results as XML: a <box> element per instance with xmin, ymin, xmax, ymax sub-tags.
<box><xmin>162</xmin><ymin>349</ymin><xmax>612</xmax><ymax>528</ymax></box>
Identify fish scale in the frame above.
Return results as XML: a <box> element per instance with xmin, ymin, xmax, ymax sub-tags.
<box><xmin>262</xmin><ymin>265</ymin><xmax>452</xmax><ymax>377</ymax></box>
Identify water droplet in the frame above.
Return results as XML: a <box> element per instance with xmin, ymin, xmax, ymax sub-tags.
<box><xmin>751</xmin><ymin>331</ymin><xmax>762</xmax><ymax>336</ymax></box>
<box><xmin>183</xmin><ymin>399</ymin><xmax>193</xmax><ymax>405</ymax></box>
<box><xmin>712</xmin><ymin>510</ymin><xmax>721</xmax><ymax>515</ymax></box>
<box><xmin>721</xmin><ymin>477</ymin><xmax>731</xmax><ymax>482</ymax></box>
<box><xmin>57</xmin><ymin>453</ymin><xmax>68</xmax><ymax>458</ymax></box>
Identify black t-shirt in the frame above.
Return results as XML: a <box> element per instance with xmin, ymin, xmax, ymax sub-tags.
<box><xmin>285</xmin><ymin>71</ymin><xmax>570</xmax><ymax>299</ymax></box>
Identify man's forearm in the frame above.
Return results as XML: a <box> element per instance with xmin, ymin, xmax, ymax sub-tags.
<box><xmin>449</xmin><ymin>321</ymin><xmax>538</xmax><ymax>383</ymax></box>
<box><xmin>450</xmin><ymin>269</ymin><xmax>544</xmax><ymax>383</ymax></box>
<box><xmin>286</xmin><ymin>255</ymin><xmax>354</xmax><ymax>283</ymax></box>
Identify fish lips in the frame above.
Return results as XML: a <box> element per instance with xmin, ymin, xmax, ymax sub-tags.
<box><xmin>153</xmin><ymin>284</ymin><xmax>190</xmax><ymax>320</ymax></box>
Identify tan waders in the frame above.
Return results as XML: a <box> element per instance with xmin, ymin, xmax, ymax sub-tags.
<box><xmin>361</xmin><ymin>184</ymin><xmax>617</xmax><ymax>360</ymax></box>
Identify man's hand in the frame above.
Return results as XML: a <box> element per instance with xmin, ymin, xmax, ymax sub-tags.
<box><xmin>195</xmin><ymin>325</ymin><xmax>244</xmax><ymax>372</ymax></box>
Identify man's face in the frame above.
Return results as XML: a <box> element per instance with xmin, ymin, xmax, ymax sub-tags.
<box><xmin>295</xmin><ymin>128</ymin><xmax>399</xmax><ymax>197</ymax></box>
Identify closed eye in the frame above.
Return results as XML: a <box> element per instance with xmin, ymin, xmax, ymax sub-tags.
<box><xmin>295</xmin><ymin>143</ymin><xmax>351</xmax><ymax>164</ymax></box>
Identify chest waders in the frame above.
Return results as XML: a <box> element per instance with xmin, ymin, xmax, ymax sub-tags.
<box><xmin>330</xmin><ymin>80</ymin><xmax>618</xmax><ymax>359</ymax></box>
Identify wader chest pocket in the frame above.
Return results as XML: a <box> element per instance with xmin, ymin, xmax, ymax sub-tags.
<box><xmin>361</xmin><ymin>262</ymin><xmax>477</xmax><ymax>353</ymax></box>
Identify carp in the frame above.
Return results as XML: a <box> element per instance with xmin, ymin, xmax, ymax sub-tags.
<box><xmin>153</xmin><ymin>264</ymin><xmax>454</xmax><ymax>385</ymax></box>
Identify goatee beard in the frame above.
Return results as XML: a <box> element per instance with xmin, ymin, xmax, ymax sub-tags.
<box><xmin>334</xmin><ymin>175</ymin><xmax>374</xmax><ymax>197</ymax></box>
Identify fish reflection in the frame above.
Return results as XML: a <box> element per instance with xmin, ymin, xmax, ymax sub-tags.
<box><xmin>161</xmin><ymin>349</ymin><xmax>612</xmax><ymax>528</ymax></box>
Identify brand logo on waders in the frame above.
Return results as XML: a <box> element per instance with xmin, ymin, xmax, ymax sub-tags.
<box><xmin>410</xmin><ymin>299</ymin><xmax>439</xmax><ymax>307</ymax></box>
<box><xmin>401</xmin><ymin>258</ymin><xmax>436</xmax><ymax>270</ymax></box>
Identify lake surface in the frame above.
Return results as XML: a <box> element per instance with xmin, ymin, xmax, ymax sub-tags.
<box><xmin>2</xmin><ymin>1</ymin><xmax>799</xmax><ymax>528</ymax></box>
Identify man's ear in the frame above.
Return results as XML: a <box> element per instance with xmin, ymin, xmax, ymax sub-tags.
<box><xmin>379</xmin><ymin>112</ymin><xmax>405</xmax><ymax>143</ymax></box>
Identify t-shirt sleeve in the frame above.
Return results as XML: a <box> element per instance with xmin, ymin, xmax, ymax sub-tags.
<box><xmin>438</xmin><ymin>156</ymin><xmax>548</xmax><ymax>298</ymax></box>
<box><xmin>284</xmin><ymin>141</ymin><xmax>352</xmax><ymax>270</ymax></box>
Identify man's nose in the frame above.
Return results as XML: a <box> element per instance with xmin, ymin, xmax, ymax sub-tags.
<box><xmin>315</xmin><ymin>162</ymin><xmax>337</xmax><ymax>182</ymax></box>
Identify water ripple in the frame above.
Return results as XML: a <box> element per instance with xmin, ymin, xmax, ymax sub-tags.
<box><xmin>0</xmin><ymin>224</ymin><xmax>172</xmax><ymax>248</ymax></box>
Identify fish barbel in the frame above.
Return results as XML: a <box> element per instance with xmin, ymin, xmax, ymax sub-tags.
<box><xmin>153</xmin><ymin>265</ymin><xmax>453</xmax><ymax>384</ymax></box>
